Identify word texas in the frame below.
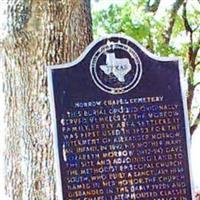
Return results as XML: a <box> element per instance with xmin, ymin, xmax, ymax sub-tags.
<box><xmin>100</xmin><ymin>53</ymin><xmax>132</xmax><ymax>82</ymax></box>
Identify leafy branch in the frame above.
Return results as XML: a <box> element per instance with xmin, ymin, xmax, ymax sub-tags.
<box><xmin>163</xmin><ymin>0</ymin><xmax>184</xmax><ymax>44</ymax></box>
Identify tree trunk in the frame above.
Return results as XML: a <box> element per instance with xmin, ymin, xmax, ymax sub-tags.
<box><xmin>1</xmin><ymin>0</ymin><xmax>92</xmax><ymax>199</ymax></box>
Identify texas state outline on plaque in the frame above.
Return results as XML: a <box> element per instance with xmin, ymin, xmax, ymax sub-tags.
<box><xmin>100</xmin><ymin>52</ymin><xmax>132</xmax><ymax>82</ymax></box>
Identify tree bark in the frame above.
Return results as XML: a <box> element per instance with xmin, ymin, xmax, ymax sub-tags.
<box><xmin>1</xmin><ymin>0</ymin><xmax>92</xmax><ymax>199</ymax></box>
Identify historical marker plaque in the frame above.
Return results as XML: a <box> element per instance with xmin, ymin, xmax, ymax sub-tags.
<box><xmin>48</xmin><ymin>35</ymin><xmax>193</xmax><ymax>200</ymax></box>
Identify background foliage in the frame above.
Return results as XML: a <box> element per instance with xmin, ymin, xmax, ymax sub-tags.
<box><xmin>92</xmin><ymin>0</ymin><xmax>200</xmax><ymax>136</ymax></box>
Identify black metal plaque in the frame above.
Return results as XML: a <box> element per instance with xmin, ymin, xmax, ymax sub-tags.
<box><xmin>48</xmin><ymin>35</ymin><xmax>193</xmax><ymax>200</ymax></box>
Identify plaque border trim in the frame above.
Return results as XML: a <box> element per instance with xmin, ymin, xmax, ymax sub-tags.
<box><xmin>178</xmin><ymin>59</ymin><xmax>195</xmax><ymax>199</ymax></box>
<box><xmin>48</xmin><ymin>70</ymin><xmax>64</xmax><ymax>200</ymax></box>
<box><xmin>47</xmin><ymin>34</ymin><xmax>195</xmax><ymax>200</ymax></box>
